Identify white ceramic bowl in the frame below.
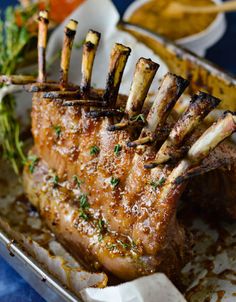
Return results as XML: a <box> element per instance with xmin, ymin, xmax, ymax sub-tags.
<box><xmin>123</xmin><ymin>0</ymin><xmax>227</xmax><ymax>56</ymax></box>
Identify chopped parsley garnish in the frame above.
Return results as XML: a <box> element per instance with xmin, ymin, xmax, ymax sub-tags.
<box><xmin>131</xmin><ymin>240</ymin><xmax>137</xmax><ymax>249</ymax></box>
<box><xmin>79</xmin><ymin>194</ymin><xmax>90</xmax><ymax>221</ymax></box>
<box><xmin>114</xmin><ymin>144</ymin><xmax>121</xmax><ymax>156</ymax></box>
<box><xmin>118</xmin><ymin>240</ymin><xmax>129</xmax><ymax>249</ymax></box>
<box><xmin>79</xmin><ymin>211</ymin><xmax>89</xmax><ymax>221</ymax></box>
<box><xmin>79</xmin><ymin>194</ymin><xmax>89</xmax><ymax>209</ymax></box>
<box><xmin>53</xmin><ymin>125</ymin><xmax>61</xmax><ymax>139</ymax></box>
<box><xmin>90</xmin><ymin>145</ymin><xmax>100</xmax><ymax>156</ymax></box>
<box><xmin>98</xmin><ymin>218</ymin><xmax>105</xmax><ymax>231</ymax></box>
<box><xmin>150</xmin><ymin>177</ymin><xmax>166</xmax><ymax>190</ymax></box>
<box><xmin>52</xmin><ymin>175</ymin><xmax>59</xmax><ymax>188</ymax></box>
<box><xmin>110</xmin><ymin>177</ymin><xmax>120</xmax><ymax>188</ymax></box>
<box><xmin>97</xmin><ymin>219</ymin><xmax>105</xmax><ymax>242</ymax></box>
<box><xmin>98</xmin><ymin>233</ymin><xmax>103</xmax><ymax>242</ymax></box>
<box><xmin>107</xmin><ymin>243</ymin><xmax>117</xmax><ymax>251</ymax></box>
<box><xmin>73</xmin><ymin>175</ymin><xmax>84</xmax><ymax>188</ymax></box>
<box><xmin>131</xmin><ymin>114</ymin><xmax>145</xmax><ymax>123</ymax></box>
<box><xmin>26</xmin><ymin>155</ymin><xmax>39</xmax><ymax>174</ymax></box>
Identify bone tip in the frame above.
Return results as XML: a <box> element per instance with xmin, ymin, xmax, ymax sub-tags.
<box><xmin>138</xmin><ymin>57</ymin><xmax>159</xmax><ymax>71</ymax></box>
<box><xmin>66</xmin><ymin>19</ymin><xmax>78</xmax><ymax>31</ymax></box>
<box><xmin>114</xmin><ymin>43</ymin><xmax>131</xmax><ymax>55</ymax></box>
<box><xmin>39</xmin><ymin>10</ymin><xmax>49</xmax><ymax>20</ymax></box>
<box><xmin>175</xmin><ymin>74</ymin><xmax>189</xmax><ymax>90</ymax></box>
<box><xmin>198</xmin><ymin>91</ymin><xmax>221</xmax><ymax>107</ymax></box>
<box><xmin>86</xmin><ymin>30</ymin><xmax>101</xmax><ymax>45</ymax></box>
<box><xmin>223</xmin><ymin>110</ymin><xmax>236</xmax><ymax>123</ymax></box>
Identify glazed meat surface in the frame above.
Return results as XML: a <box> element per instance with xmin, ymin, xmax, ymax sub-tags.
<box><xmin>23</xmin><ymin>86</ymin><xmax>236</xmax><ymax>281</ymax></box>
<box><xmin>24</xmin><ymin>93</ymin><xmax>188</xmax><ymax>280</ymax></box>
<box><xmin>2</xmin><ymin>14</ymin><xmax>234</xmax><ymax>282</ymax></box>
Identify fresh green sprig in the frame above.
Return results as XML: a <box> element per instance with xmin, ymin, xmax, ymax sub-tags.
<box><xmin>131</xmin><ymin>114</ymin><xmax>145</xmax><ymax>123</ymax></box>
<box><xmin>79</xmin><ymin>212</ymin><xmax>89</xmax><ymax>221</ymax></box>
<box><xmin>106</xmin><ymin>243</ymin><xmax>117</xmax><ymax>251</ymax></box>
<box><xmin>150</xmin><ymin>177</ymin><xmax>166</xmax><ymax>190</ymax></box>
<box><xmin>27</xmin><ymin>155</ymin><xmax>39</xmax><ymax>174</ymax></box>
<box><xmin>97</xmin><ymin>218</ymin><xmax>105</xmax><ymax>242</ymax></box>
<box><xmin>114</xmin><ymin>144</ymin><xmax>121</xmax><ymax>156</ymax></box>
<box><xmin>52</xmin><ymin>175</ymin><xmax>59</xmax><ymax>188</ymax></box>
<box><xmin>53</xmin><ymin>125</ymin><xmax>61</xmax><ymax>139</ymax></box>
<box><xmin>79</xmin><ymin>194</ymin><xmax>89</xmax><ymax>209</ymax></box>
<box><xmin>90</xmin><ymin>145</ymin><xmax>100</xmax><ymax>156</ymax></box>
<box><xmin>110</xmin><ymin>176</ymin><xmax>120</xmax><ymax>188</ymax></box>
<box><xmin>73</xmin><ymin>175</ymin><xmax>84</xmax><ymax>188</ymax></box>
<box><xmin>117</xmin><ymin>240</ymin><xmax>129</xmax><ymax>249</ymax></box>
<box><xmin>79</xmin><ymin>194</ymin><xmax>90</xmax><ymax>221</ymax></box>
<box><xmin>0</xmin><ymin>4</ymin><xmax>37</xmax><ymax>174</ymax></box>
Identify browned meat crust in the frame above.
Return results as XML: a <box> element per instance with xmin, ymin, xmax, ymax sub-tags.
<box><xmin>23</xmin><ymin>158</ymin><xmax>189</xmax><ymax>281</ymax></box>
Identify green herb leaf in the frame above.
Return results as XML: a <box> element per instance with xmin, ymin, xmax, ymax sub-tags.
<box><xmin>79</xmin><ymin>211</ymin><xmax>89</xmax><ymax>221</ymax></box>
<box><xmin>131</xmin><ymin>240</ymin><xmax>137</xmax><ymax>249</ymax></box>
<box><xmin>114</xmin><ymin>144</ymin><xmax>121</xmax><ymax>156</ymax></box>
<box><xmin>107</xmin><ymin>243</ymin><xmax>117</xmax><ymax>251</ymax></box>
<box><xmin>131</xmin><ymin>114</ymin><xmax>145</xmax><ymax>123</ymax></box>
<box><xmin>0</xmin><ymin>4</ymin><xmax>37</xmax><ymax>174</ymax></box>
<box><xmin>90</xmin><ymin>145</ymin><xmax>100</xmax><ymax>156</ymax></box>
<box><xmin>26</xmin><ymin>155</ymin><xmax>39</xmax><ymax>174</ymax></box>
<box><xmin>97</xmin><ymin>219</ymin><xmax>105</xmax><ymax>242</ymax></box>
<box><xmin>73</xmin><ymin>175</ymin><xmax>84</xmax><ymax>188</ymax></box>
<box><xmin>98</xmin><ymin>233</ymin><xmax>103</xmax><ymax>242</ymax></box>
<box><xmin>150</xmin><ymin>177</ymin><xmax>166</xmax><ymax>190</ymax></box>
<box><xmin>52</xmin><ymin>175</ymin><xmax>59</xmax><ymax>188</ymax></box>
<box><xmin>118</xmin><ymin>240</ymin><xmax>129</xmax><ymax>249</ymax></box>
<box><xmin>110</xmin><ymin>176</ymin><xmax>120</xmax><ymax>188</ymax></box>
<box><xmin>79</xmin><ymin>194</ymin><xmax>89</xmax><ymax>210</ymax></box>
<box><xmin>53</xmin><ymin>125</ymin><xmax>61</xmax><ymax>139</ymax></box>
<box><xmin>98</xmin><ymin>218</ymin><xmax>105</xmax><ymax>231</ymax></box>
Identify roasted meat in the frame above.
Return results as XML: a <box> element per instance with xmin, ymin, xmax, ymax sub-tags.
<box><xmin>1</xmin><ymin>12</ymin><xmax>236</xmax><ymax>282</ymax></box>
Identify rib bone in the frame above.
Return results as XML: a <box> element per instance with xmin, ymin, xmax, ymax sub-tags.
<box><xmin>125</xmin><ymin>58</ymin><xmax>159</xmax><ymax>118</ymax></box>
<box><xmin>146</xmin><ymin>92</ymin><xmax>221</xmax><ymax>167</ymax></box>
<box><xmin>127</xmin><ymin>73</ymin><xmax>188</xmax><ymax>146</ymax></box>
<box><xmin>107</xmin><ymin>58</ymin><xmax>158</xmax><ymax>131</ymax></box>
<box><xmin>187</xmin><ymin>111</ymin><xmax>236</xmax><ymax>163</ymax></box>
<box><xmin>146</xmin><ymin>73</ymin><xmax>188</xmax><ymax>134</ymax></box>
<box><xmin>102</xmin><ymin>43</ymin><xmax>131</xmax><ymax>107</ymax></box>
<box><xmin>60</xmin><ymin>20</ymin><xmax>78</xmax><ymax>87</ymax></box>
<box><xmin>81</xmin><ymin>30</ymin><xmax>101</xmax><ymax>93</ymax></box>
<box><xmin>37</xmin><ymin>10</ymin><xmax>49</xmax><ymax>83</ymax></box>
<box><xmin>0</xmin><ymin>75</ymin><xmax>36</xmax><ymax>85</ymax></box>
<box><xmin>43</xmin><ymin>90</ymin><xmax>80</xmax><ymax>99</ymax></box>
<box><xmin>158</xmin><ymin>112</ymin><xmax>236</xmax><ymax>213</ymax></box>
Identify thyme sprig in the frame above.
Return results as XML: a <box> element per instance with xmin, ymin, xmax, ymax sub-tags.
<box><xmin>90</xmin><ymin>145</ymin><xmax>100</xmax><ymax>156</ymax></box>
<box><xmin>150</xmin><ymin>177</ymin><xmax>166</xmax><ymax>190</ymax></box>
<box><xmin>79</xmin><ymin>194</ymin><xmax>90</xmax><ymax>221</ymax></box>
<box><xmin>114</xmin><ymin>144</ymin><xmax>121</xmax><ymax>156</ymax></box>
<box><xmin>0</xmin><ymin>4</ymin><xmax>37</xmax><ymax>174</ymax></box>
<box><xmin>110</xmin><ymin>176</ymin><xmax>120</xmax><ymax>188</ymax></box>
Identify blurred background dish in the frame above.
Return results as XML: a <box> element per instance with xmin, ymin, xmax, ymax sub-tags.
<box><xmin>123</xmin><ymin>0</ymin><xmax>226</xmax><ymax>56</ymax></box>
